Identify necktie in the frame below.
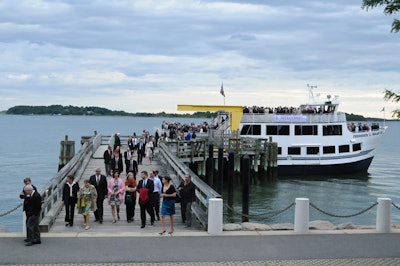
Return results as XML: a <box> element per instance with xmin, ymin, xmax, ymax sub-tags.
<box><xmin>143</xmin><ymin>180</ymin><xmax>146</xmax><ymax>187</ymax></box>
<box><xmin>97</xmin><ymin>175</ymin><xmax>100</xmax><ymax>185</ymax></box>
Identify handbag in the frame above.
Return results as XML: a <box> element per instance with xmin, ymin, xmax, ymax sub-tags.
<box><xmin>174</xmin><ymin>185</ymin><xmax>181</xmax><ymax>204</ymax></box>
<box><xmin>125</xmin><ymin>193</ymin><xmax>133</xmax><ymax>204</ymax></box>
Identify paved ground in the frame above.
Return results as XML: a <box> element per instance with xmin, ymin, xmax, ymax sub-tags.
<box><xmin>0</xmin><ymin>231</ymin><xmax>400</xmax><ymax>265</ymax></box>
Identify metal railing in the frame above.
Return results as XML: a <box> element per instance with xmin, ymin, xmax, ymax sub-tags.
<box><xmin>38</xmin><ymin>134</ymin><xmax>101</xmax><ymax>232</ymax></box>
<box><xmin>157</xmin><ymin>141</ymin><xmax>221</xmax><ymax>229</ymax></box>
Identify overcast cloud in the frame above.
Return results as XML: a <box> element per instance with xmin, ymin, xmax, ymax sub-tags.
<box><xmin>0</xmin><ymin>0</ymin><xmax>398</xmax><ymax>117</ymax></box>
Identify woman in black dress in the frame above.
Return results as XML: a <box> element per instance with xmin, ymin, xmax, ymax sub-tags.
<box><xmin>159</xmin><ymin>176</ymin><xmax>177</xmax><ymax>235</ymax></box>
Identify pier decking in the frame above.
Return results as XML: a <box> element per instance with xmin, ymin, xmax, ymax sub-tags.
<box><xmin>49</xmin><ymin>145</ymin><xmax>203</xmax><ymax>235</ymax></box>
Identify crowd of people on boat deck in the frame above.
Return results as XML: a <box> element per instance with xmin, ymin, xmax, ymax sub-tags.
<box><xmin>160</xmin><ymin>121</ymin><xmax>210</xmax><ymax>140</ymax></box>
<box><xmin>347</xmin><ymin>122</ymin><xmax>380</xmax><ymax>132</ymax></box>
<box><xmin>243</xmin><ymin>105</ymin><xmax>298</xmax><ymax>114</ymax></box>
<box><xmin>243</xmin><ymin>105</ymin><xmax>338</xmax><ymax>115</ymax></box>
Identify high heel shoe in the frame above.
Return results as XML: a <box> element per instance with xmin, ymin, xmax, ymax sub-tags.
<box><xmin>112</xmin><ymin>220</ymin><xmax>116</xmax><ymax>224</ymax></box>
<box><xmin>85</xmin><ymin>226</ymin><xmax>90</xmax><ymax>230</ymax></box>
<box><xmin>168</xmin><ymin>230</ymin><xmax>174</xmax><ymax>235</ymax></box>
<box><xmin>159</xmin><ymin>230</ymin><xmax>166</xmax><ymax>235</ymax></box>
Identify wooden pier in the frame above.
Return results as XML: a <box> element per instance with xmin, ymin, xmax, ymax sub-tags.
<box><xmin>39</xmin><ymin>130</ymin><xmax>277</xmax><ymax>233</ymax></box>
<box><xmin>40</xmin><ymin>134</ymin><xmax>220</xmax><ymax>233</ymax></box>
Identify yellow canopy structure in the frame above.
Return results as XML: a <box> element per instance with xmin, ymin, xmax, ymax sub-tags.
<box><xmin>177</xmin><ymin>104</ymin><xmax>243</xmax><ymax>131</ymax></box>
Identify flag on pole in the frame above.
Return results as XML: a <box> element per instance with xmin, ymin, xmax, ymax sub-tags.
<box><xmin>220</xmin><ymin>83</ymin><xmax>225</xmax><ymax>97</ymax></box>
<box><xmin>381</xmin><ymin>107</ymin><xmax>385</xmax><ymax>112</ymax></box>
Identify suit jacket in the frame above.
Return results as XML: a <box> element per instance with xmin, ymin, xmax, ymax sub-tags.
<box><xmin>25</xmin><ymin>191</ymin><xmax>42</xmax><ymax>217</ymax></box>
<box><xmin>89</xmin><ymin>174</ymin><xmax>108</xmax><ymax>200</ymax></box>
<box><xmin>103</xmin><ymin>149</ymin><xmax>112</xmax><ymax>164</ymax></box>
<box><xmin>123</xmin><ymin>150</ymin><xmax>134</xmax><ymax>162</ymax></box>
<box><xmin>62</xmin><ymin>182</ymin><xmax>80</xmax><ymax>204</ymax></box>
<box><xmin>137</xmin><ymin>142</ymin><xmax>145</xmax><ymax>155</ymax></box>
<box><xmin>128</xmin><ymin>139</ymin><xmax>135</xmax><ymax>150</ymax></box>
<box><xmin>125</xmin><ymin>159</ymin><xmax>138</xmax><ymax>174</ymax></box>
<box><xmin>111</xmin><ymin>155</ymin><xmax>124</xmax><ymax>173</ymax></box>
<box><xmin>137</xmin><ymin>178</ymin><xmax>154</xmax><ymax>202</ymax></box>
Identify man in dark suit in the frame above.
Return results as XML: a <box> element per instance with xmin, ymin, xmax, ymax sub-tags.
<box><xmin>89</xmin><ymin>168</ymin><xmax>108</xmax><ymax>224</ymax></box>
<box><xmin>125</xmin><ymin>155</ymin><xmax>138</xmax><ymax>178</ymax></box>
<box><xmin>20</xmin><ymin>178</ymin><xmax>37</xmax><ymax>242</ymax></box>
<box><xmin>24</xmin><ymin>184</ymin><xmax>42</xmax><ymax>246</ymax></box>
<box><xmin>111</xmin><ymin>147</ymin><xmax>123</xmax><ymax>174</ymax></box>
<box><xmin>124</xmin><ymin>147</ymin><xmax>134</xmax><ymax>165</ymax></box>
<box><xmin>103</xmin><ymin>145</ymin><xmax>112</xmax><ymax>176</ymax></box>
<box><xmin>137</xmin><ymin>171</ymin><xmax>155</xmax><ymax>228</ymax></box>
<box><xmin>113</xmin><ymin>133</ymin><xmax>121</xmax><ymax>150</ymax></box>
<box><xmin>62</xmin><ymin>175</ymin><xmax>79</xmax><ymax>227</ymax></box>
<box><xmin>137</xmin><ymin>138</ymin><xmax>145</xmax><ymax>165</ymax></box>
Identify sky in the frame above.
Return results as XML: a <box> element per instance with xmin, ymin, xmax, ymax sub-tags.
<box><xmin>0</xmin><ymin>0</ymin><xmax>399</xmax><ymax>118</ymax></box>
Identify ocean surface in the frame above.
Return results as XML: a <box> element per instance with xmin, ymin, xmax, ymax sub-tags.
<box><xmin>0</xmin><ymin>115</ymin><xmax>399</xmax><ymax>232</ymax></box>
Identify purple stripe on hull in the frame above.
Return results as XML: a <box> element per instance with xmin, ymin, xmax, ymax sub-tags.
<box><xmin>277</xmin><ymin>157</ymin><xmax>374</xmax><ymax>177</ymax></box>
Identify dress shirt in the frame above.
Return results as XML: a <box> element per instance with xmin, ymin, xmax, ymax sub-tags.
<box><xmin>150</xmin><ymin>177</ymin><xmax>162</xmax><ymax>193</ymax></box>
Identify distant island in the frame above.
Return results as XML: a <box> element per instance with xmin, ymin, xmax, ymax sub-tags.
<box><xmin>4</xmin><ymin>105</ymin><xmax>216</xmax><ymax>118</ymax></box>
<box><xmin>3</xmin><ymin>104</ymin><xmax>386</xmax><ymax>121</ymax></box>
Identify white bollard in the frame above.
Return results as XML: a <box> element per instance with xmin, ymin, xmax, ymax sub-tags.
<box><xmin>208</xmin><ymin>198</ymin><xmax>223</xmax><ymax>235</ymax></box>
<box><xmin>376</xmin><ymin>198</ymin><xmax>391</xmax><ymax>233</ymax></box>
<box><xmin>294</xmin><ymin>198</ymin><xmax>309</xmax><ymax>233</ymax></box>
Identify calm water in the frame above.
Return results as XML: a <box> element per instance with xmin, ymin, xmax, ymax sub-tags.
<box><xmin>0</xmin><ymin>115</ymin><xmax>399</xmax><ymax>232</ymax></box>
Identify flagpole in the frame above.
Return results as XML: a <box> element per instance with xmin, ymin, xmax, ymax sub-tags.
<box><xmin>383</xmin><ymin>108</ymin><xmax>386</xmax><ymax>128</ymax></box>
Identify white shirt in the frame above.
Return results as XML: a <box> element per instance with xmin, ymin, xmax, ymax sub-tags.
<box><xmin>150</xmin><ymin>177</ymin><xmax>162</xmax><ymax>193</ymax></box>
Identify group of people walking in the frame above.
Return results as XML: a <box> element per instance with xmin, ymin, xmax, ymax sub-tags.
<box><xmin>103</xmin><ymin>132</ymin><xmax>156</xmax><ymax>177</ymax></box>
<box><xmin>20</xmin><ymin>130</ymin><xmax>197</xmax><ymax>246</ymax></box>
<box><xmin>60</xmin><ymin>167</ymin><xmax>196</xmax><ymax>234</ymax></box>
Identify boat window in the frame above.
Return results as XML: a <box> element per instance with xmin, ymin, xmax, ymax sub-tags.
<box><xmin>240</xmin><ymin>124</ymin><xmax>261</xmax><ymax>135</ymax></box>
<box><xmin>353</xmin><ymin>143</ymin><xmax>361</xmax><ymax>152</ymax></box>
<box><xmin>339</xmin><ymin>145</ymin><xmax>350</xmax><ymax>153</ymax></box>
<box><xmin>323</xmin><ymin>125</ymin><xmax>342</xmax><ymax>136</ymax></box>
<box><xmin>278</xmin><ymin>147</ymin><xmax>282</xmax><ymax>155</ymax></box>
<box><xmin>266</xmin><ymin>125</ymin><xmax>290</xmax><ymax>135</ymax></box>
<box><xmin>307</xmin><ymin>147</ymin><xmax>319</xmax><ymax>155</ymax></box>
<box><xmin>323</xmin><ymin>146</ymin><xmax>335</xmax><ymax>154</ymax></box>
<box><xmin>295</xmin><ymin>125</ymin><xmax>318</xmax><ymax>135</ymax></box>
<box><xmin>288</xmin><ymin>147</ymin><xmax>301</xmax><ymax>155</ymax></box>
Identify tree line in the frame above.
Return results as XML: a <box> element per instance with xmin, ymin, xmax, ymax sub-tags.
<box><xmin>5</xmin><ymin>105</ymin><xmax>217</xmax><ymax>118</ymax></box>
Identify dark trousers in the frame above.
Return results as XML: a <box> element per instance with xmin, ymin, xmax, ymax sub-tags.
<box><xmin>126</xmin><ymin>199</ymin><xmax>136</xmax><ymax>221</ymax></box>
<box><xmin>64</xmin><ymin>200</ymin><xmax>76</xmax><ymax>225</ymax></box>
<box><xmin>180</xmin><ymin>201</ymin><xmax>193</xmax><ymax>225</ymax></box>
<box><xmin>139</xmin><ymin>201</ymin><xmax>155</xmax><ymax>226</ymax></box>
<box><xmin>152</xmin><ymin>192</ymin><xmax>160</xmax><ymax>219</ymax></box>
<box><xmin>105</xmin><ymin>163</ymin><xmax>111</xmax><ymax>176</ymax></box>
<box><xmin>94</xmin><ymin>196</ymin><xmax>104</xmax><ymax>221</ymax></box>
<box><xmin>137</xmin><ymin>151</ymin><xmax>144</xmax><ymax>164</ymax></box>
<box><xmin>26</xmin><ymin>214</ymin><xmax>40</xmax><ymax>242</ymax></box>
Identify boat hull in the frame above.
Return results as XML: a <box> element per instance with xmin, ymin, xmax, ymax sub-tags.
<box><xmin>277</xmin><ymin>156</ymin><xmax>373</xmax><ymax>177</ymax></box>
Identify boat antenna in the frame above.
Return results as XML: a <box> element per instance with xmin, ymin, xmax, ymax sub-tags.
<box><xmin>307</xmin><ymin>84</ymin><xmax>317</xmax><ymax>104</ymax></box>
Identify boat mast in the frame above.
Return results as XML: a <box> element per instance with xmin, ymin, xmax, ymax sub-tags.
<box><xmin>307</xmin><ymin>84</ymin><xmax>318</xmax><ymax>104</ymax></box>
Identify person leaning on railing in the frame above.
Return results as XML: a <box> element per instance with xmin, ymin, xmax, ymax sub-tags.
<box><xmin>178</xmin><ymin>174</ymin><xmax>196</xmax><ymax>227</ymax></box>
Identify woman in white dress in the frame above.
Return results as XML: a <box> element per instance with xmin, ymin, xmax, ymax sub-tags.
<box><xmin>145</xmin><ymin>138</ymin><xmax>154</xmax><ymax>165</ymax></box>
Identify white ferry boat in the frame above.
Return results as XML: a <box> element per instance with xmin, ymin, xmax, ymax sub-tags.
<box><xmin>238</xmin><ymin>87</ymin><xmax>387</xmax><ymax>176</ymax></box>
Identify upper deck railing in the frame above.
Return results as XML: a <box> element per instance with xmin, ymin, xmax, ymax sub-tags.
<box><xmin>241</xmin><ymin>112</ymin><xmax>347</xmax><ymax>124</ymax></box>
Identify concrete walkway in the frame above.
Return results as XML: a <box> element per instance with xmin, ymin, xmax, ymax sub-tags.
<box><xmin>0</xmin><ymin>231</ymin><xmax>400</xmax><ymax>265</ymax></box>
